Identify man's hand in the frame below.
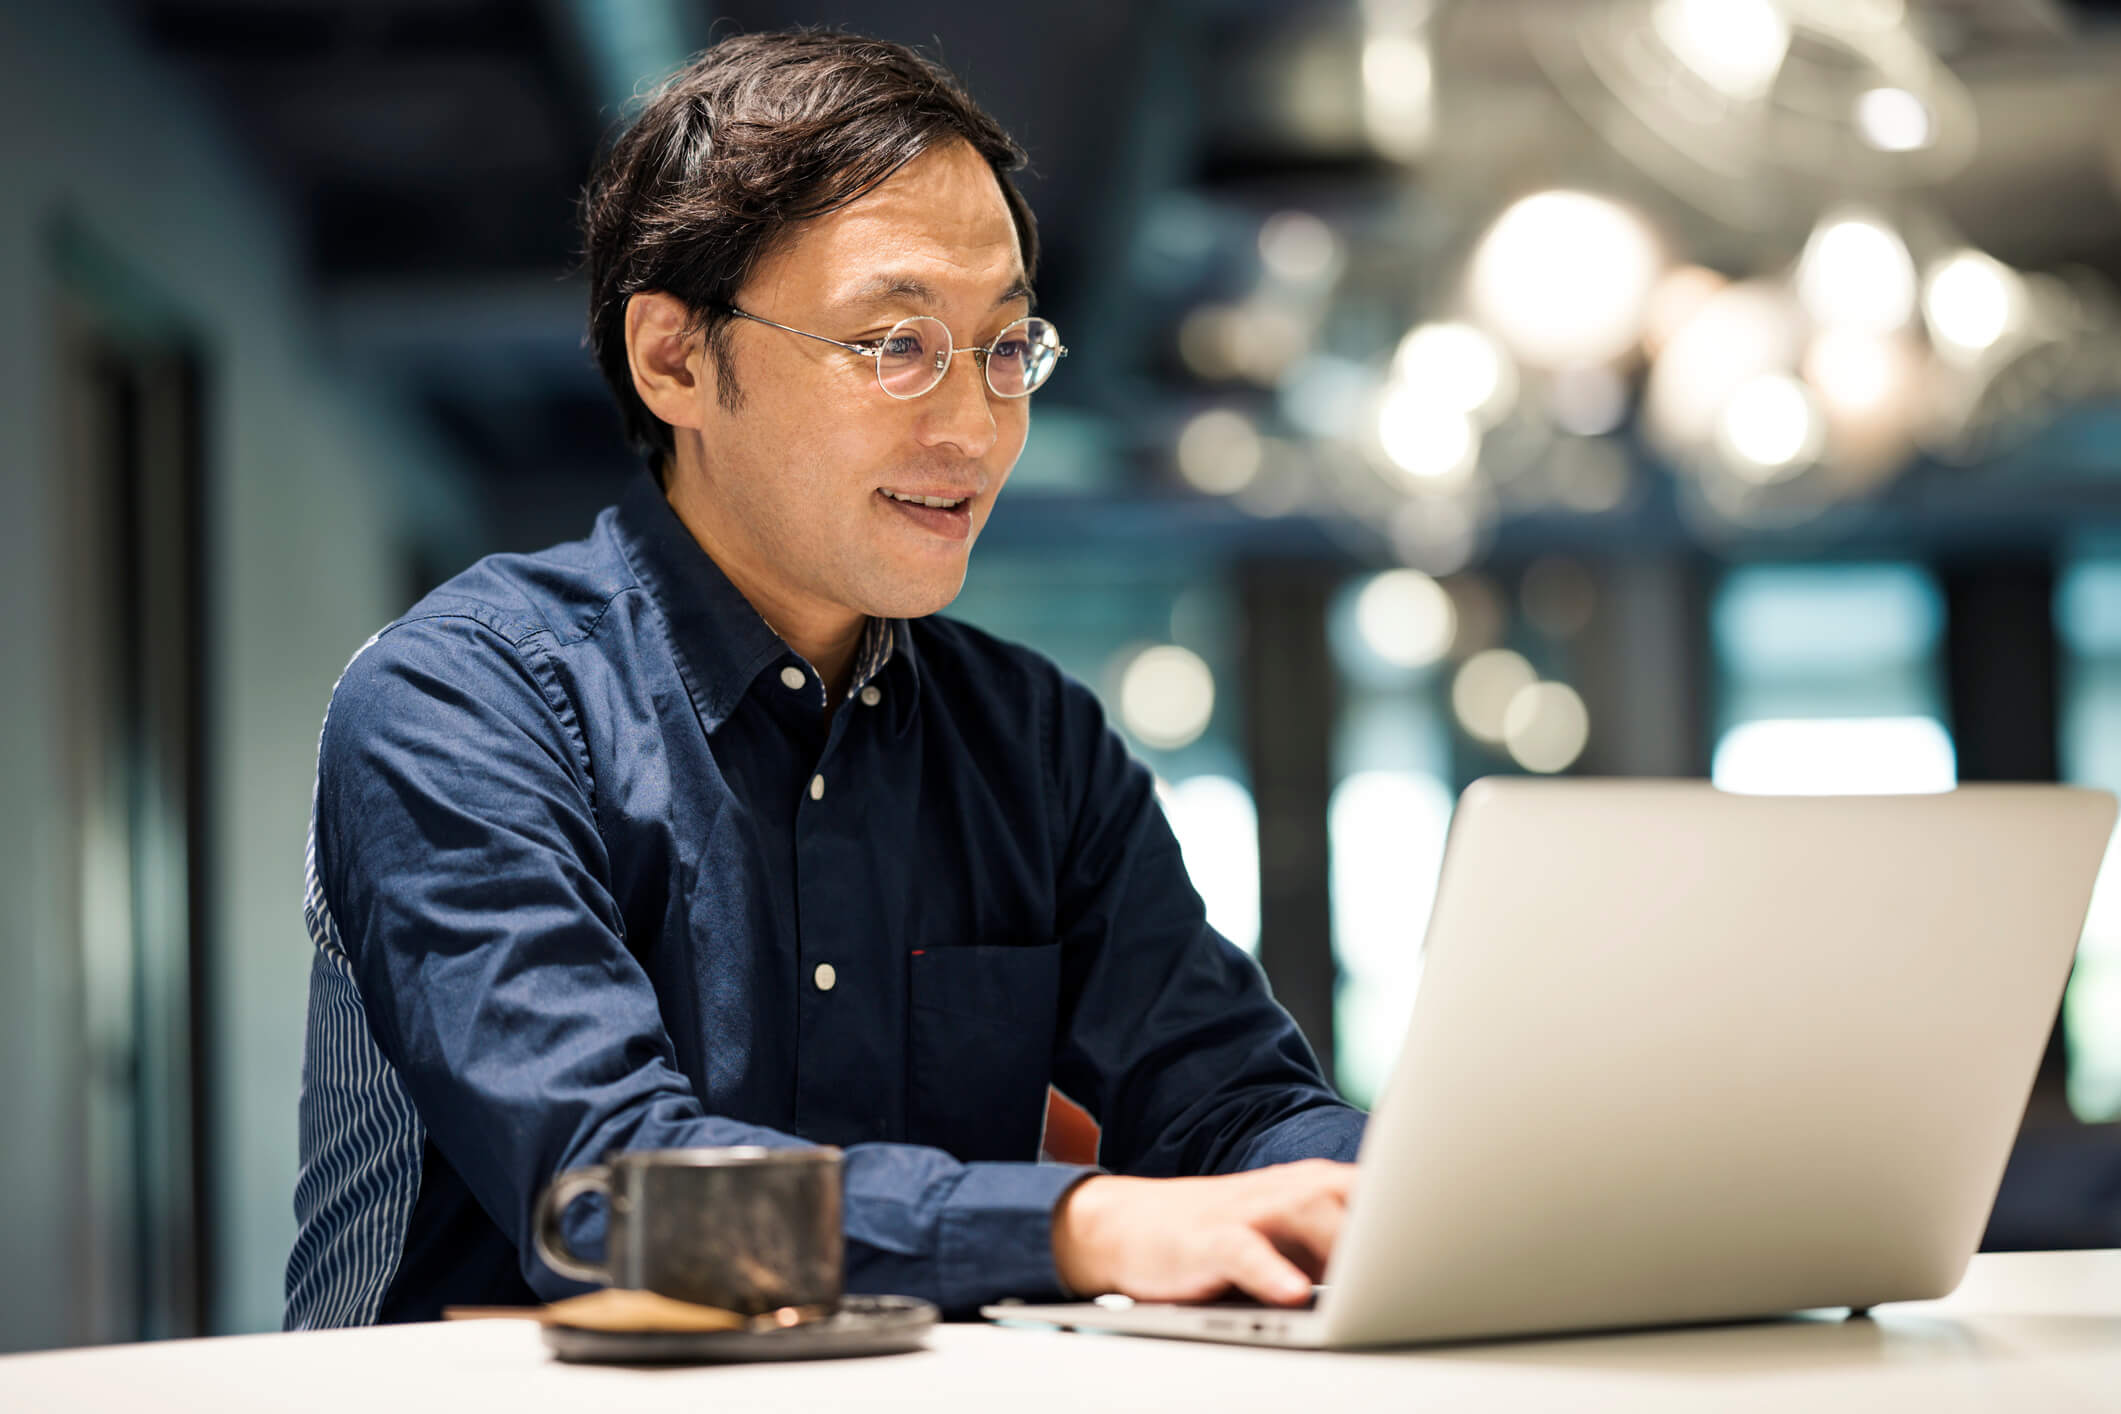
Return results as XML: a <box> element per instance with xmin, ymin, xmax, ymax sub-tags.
<box><xmin>1049</xmin><ymin>1159</ymin><xmax>1356</xmax><ymax>1307</ymax></box>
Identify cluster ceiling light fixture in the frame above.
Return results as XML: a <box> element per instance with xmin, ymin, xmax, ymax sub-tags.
<box><xmin>1167</xmin><ymin>0</ymin><xmax>2121</xmax><ymax>549</ymax></box>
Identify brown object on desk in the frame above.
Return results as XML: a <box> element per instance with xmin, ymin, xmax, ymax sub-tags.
<box><xmin>442</xmin><ymin>1290</ymin><xmax>747</xmax><ymax>1332</ymax></box>
<box><xmin>542</xmin><ymin>1289</ymin><xmax>751</xmax><ymax>1331</ymax></box>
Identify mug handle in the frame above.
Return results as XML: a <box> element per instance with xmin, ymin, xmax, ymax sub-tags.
<box><xmin>532</xmin><ymin>1164</ymin><xmax>614</xmax><ymax>1284</ymax></box>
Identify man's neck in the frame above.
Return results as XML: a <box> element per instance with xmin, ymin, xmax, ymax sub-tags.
<box><xmin>662</xmin><ymin>473</ymin><xmax>867</xmax><ymax>704</ymax></box>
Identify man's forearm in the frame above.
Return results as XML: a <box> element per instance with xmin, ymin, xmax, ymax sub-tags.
<box><xmin>530</xmin><ymin>1106</ymin><xmax>1100</xmax><ymax>1313</ymax></box>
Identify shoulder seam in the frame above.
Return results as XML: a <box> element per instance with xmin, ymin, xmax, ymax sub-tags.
<box><xmin>575</xmin><ymin>581</ymin><xmax>640</xmax><ymax>645</ymax></box>
<box><xmin>381</xmin><ymin>578</ymin><xmax>638</xmax><ymax>651</ymax></box>
<box><xmin>377</xmin><ymin>604</ymin><xmax>541</xmax><ymax>649</ymax></box>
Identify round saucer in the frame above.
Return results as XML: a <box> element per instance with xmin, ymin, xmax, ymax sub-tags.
<box><xmin>541</xmin><ymin>1293</ymin><xmax>937</xmax><ymax>1365</ymax></box>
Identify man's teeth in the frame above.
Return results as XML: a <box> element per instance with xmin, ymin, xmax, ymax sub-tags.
<box><xmin>882</xmin><ymin>489</ymin><xmax>965</xmax><ymax>508</ymax></box>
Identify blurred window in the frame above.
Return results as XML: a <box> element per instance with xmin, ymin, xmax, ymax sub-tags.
<box><xmin>1158</xmin><ymin>775</ymin><xmax>1261</xmax><ymax>955</ymax></box>
<box><xmin>1328</xmin><ymin>769</ymin><xmax>1452</xmax><ymax>1107</ymax></box>
<box><xmin>2055</xmin><ymin>564</ymin><xmax>2121</xmax><ymax>1121</ymax></box>
<box><xmin>1711</xmin><ymin>563</ymin><xmax>1954</xmax><ymax>795</ymax></box>
<box><xmin>1713</xmin><ymin>717</ymin><xmax>1955</xmax><ymax>795</ymax></box>
<box><xmin>1326</xmin><ymin>574</ymin><xmax>1456</xmax><ymax>1107</ymax></box>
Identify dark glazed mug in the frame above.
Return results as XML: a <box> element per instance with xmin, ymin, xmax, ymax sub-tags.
<box><xmin>532</xmin><ymin>1146</ymin><xmax>844</xmax><ymax>1315</ymax></box>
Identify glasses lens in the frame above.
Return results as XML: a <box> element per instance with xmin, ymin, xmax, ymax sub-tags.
<box><xmin>875</xmin><ymin>317</ymin><xmax>951</xmax><ymax>399</ymax></box>
<box><xmin>985</xmin><ymin>317</ymin><xmax>1063</xmax><ymax>398</ymax></box>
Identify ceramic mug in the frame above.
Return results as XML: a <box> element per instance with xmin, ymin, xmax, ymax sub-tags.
<box><xmin>532</xmin><ymin>1145</ymin><xmax>844</xmax><ymax>1315</ymax></box>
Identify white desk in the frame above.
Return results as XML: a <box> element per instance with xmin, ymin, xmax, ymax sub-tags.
<box><xmin>5</xmin><ymin>1250</ymin><xmax>2118</xmax><ymax>1413</ymax></box>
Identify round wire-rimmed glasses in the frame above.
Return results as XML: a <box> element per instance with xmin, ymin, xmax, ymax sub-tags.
<box><xmin>724</xmin><ymin>305</ymin><xmax>1067</xmax><ymax>400</ymax></box>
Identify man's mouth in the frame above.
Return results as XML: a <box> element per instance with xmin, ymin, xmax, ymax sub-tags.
<box><xmin>876</xmin><ymin>485</ymin><xmax>977</xmax><ymax>541</ymax></box>
<box><xmin>878</xmin><ymin>487</ymin><xmax>970</xmax><ymax>510</ymax></box>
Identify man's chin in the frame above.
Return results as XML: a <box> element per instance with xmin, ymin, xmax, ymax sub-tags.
<box><xmin>859</xmin><ymin>570</ymin><xmax>968</xmax><ymax>622</ymax></box>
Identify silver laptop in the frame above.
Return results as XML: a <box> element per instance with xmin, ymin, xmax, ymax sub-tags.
<box><xmin>985</xmin><ymin>779</ymin><xmax>2115</xmax><ymax>1348</ymax></box>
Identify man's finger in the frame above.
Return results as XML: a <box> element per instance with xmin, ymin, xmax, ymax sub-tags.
<box><xmin>1220</xmin><ymin>1228</ymin><xmax>1315</xmax><ymax>1307</ymax></box>
<box><xmin>1283</xmin><ymin>1158</ymin><xmax>1358</xmax><ymax>1198</ymax></box>
<box><xmin>1258</xmin><ymin>1187</ymin><xmax>1347</xmax><ymax>1279</ymax></box>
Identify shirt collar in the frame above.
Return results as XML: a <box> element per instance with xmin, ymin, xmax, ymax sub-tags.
<box><xmin>612</xmin><ymin>473</ymin><xmax>921</xmax><ymax>733</ymax></box>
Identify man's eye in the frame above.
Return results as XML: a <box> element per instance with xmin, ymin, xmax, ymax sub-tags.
<box><xmin>991</xmin><ymin>339</ymin><xmax>1029</xmax><ymax>362</ymax></box>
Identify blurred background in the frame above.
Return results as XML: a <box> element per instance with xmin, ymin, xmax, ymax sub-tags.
<box><xmin>5</xmin><ymin>0</ymin><xmax>2121</xmax><ymax>1353</ymax></box>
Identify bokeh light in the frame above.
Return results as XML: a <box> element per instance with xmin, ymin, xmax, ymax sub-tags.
<box><xmin>1361</xmin><ymin>31</ymin><xmax>1435</xmax><ymax>161</ymax></box>
<box><xmin>1389</xmin><ymin>497</ymin><xmax>1484</xmax><ymax>576</ymax></box>
<box><xmin>1651</xmin><ymin>0</ymin><xmax>1791</xmax><ymax>102</ymax></box>
<box><xmin>1393</xmin><ymin>322</ymin><xmax>1517</xmax><ymax>425</ymax></box>
<box><xmin>1177</xmin><ymin>304</ymin><xmax>1246</xmax><ymax>379</ymax></box>
<box><xmin>1468</xmin><ymin>190</ymin><xmax>1664</xmax><ymax>368</ymax></box>
<box><xmin>1355</xmin><ymin>569</ymin><xmax>1457</xmax><ymax>669</ymax></box>
<box><xmin>1176</xmin><ymin>408</ymin><xmax>1264</xmax><ymax>495</ymax></box>
<box><xmin>1119</xmin><ymin>645</ymin><xmax>1216</xmax><ymax>750</ymax></box>
<box><xmin>1646</xmin><ymin>281</ymin><xmax>1804</xmax><ymax>456</ymax></box>
<box><xmin>1923</xmin><ymin>249</ymin><xmax>2021</xmax><ymax>358</ymax></box>
<box><xmin>1502</xmin><ymin>681</ymin><xmax>1591</xmax><ymax>773</ymax></box>
<box><xmin>1258</xmin><ymin>210</ymin><xmax>1342</xmax><ymax>286</ymax></box>
<box><xmin>1797</xmin><ymin>213</ymin><xmax>1918</xmax><ymax>334</ymax></box>
<box><xmin>1548</xmin><ymin>364</ymin><xmax>1630</xmax><ymax>438</ymax></box>
<box><xmin>1855</xmin><ymin>87</ymin><xmax>1933</xmax><ymax>153</ymax></box>
<box><xmin>1803</xmin><ymin>329</ymin><xmax>1901</xmax><ymax>412</ymax></box>
<box><xmin>1452</xmin><ymin>648</ymin><xmax>1537</xmax><ymax>744</ymax></box>
<box><xmin>1377</xmin><ymin>383</ymin><xmax>1479</xmax><ymax>485</ymax></box>
<box><xmin>1717</xmin><ymin>372</ymin><xmax>1826</xmax><ymax>482</ymax></box>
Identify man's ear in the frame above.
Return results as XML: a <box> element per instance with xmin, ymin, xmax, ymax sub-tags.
<box><xmin>625</xmin><ymin>292</ymin><xmax>717</xmax><ymax>431</ymax></box>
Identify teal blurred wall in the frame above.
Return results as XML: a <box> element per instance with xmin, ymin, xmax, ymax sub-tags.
<box><xmin>0</xmin><ymin>0</ymin><xmax>469</xmax><ymax>1347</ymax></box>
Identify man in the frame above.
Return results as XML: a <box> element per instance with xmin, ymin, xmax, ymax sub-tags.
<box><xmin>285</xmin><ymin>29</ymin><xmax>1365</xmax><ymax>1329</ymax></box>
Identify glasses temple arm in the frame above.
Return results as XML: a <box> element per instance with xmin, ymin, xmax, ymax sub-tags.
<box><xmin>724</xmin><ymin>307</ymin><xmax>880</xmax><ymax>359</ymax></box>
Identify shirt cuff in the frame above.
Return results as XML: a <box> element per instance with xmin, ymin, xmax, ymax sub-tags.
<box><xmin>934</xmin><ymin>1161</ymin><xmax>1101</xmax><ymax>1315</ymax></box>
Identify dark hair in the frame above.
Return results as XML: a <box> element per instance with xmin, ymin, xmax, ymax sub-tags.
<box><xmin>580</xmin><ymin>29</ymin><xmax>1040</xmax><ymax>474</ymax></box>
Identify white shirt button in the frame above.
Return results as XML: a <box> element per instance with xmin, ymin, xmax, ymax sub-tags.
<box><xmin>779</xmin><ymin>666</ymin><xmax>806</xmax><ymax>691</ymax></box>
<box><xmin>860</xmin><ymin>685</ymin><xmax>882</xmax><ymax>707</ymax></box>
<box><xmin>813</xmin><ymin>963</ymin><xmax>837</xmax><ymax>992</ymax></box>
<box><xmin>809</xmin><ymin>774</ymin><xmax>825</xmax><ymax>801</ymax></box>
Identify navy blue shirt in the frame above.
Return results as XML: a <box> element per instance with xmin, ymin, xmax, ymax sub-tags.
<box><xmin>284</xmin><ymin>474</ymin><xmax>1364</xmax><ymax>1327</ymax></box>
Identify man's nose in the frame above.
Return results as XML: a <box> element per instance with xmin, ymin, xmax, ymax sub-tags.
<box><xmin>914</xmin><ymin>352</ymin><xmax>999</xmax><ymax>459</ymax></box>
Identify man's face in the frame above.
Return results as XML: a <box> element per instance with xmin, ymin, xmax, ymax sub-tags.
<box><xmin>671</xmin><ymin>139</ymin><xmax>1032</xmax><ymax>622</ymax></box>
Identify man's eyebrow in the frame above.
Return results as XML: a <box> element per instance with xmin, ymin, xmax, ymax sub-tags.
<box><xmin>838</xmin><ymin>273</ymin><xmax>1036</xmax><ymax>312</ymax></box>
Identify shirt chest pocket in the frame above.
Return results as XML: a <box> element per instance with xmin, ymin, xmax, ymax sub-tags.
<box><xmin>906</xmin><ymin>942</ymin><xmax>1062</xmax><ymax>1163</ymax></box>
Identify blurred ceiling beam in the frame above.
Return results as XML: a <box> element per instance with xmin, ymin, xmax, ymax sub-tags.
<box><xmin>540</xmin><ymin>0</ymin><xmax>709</xmax><ymax>130</ymax></box>
<box><xmin>323</xmin><ymin>275</ymin><xmax>593</xmax><ymax>380</ymax></box>
<box><xmin>139</xmin><ymin>1</ymin><xmax>531</xmax><ymax>61</ymax></box>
